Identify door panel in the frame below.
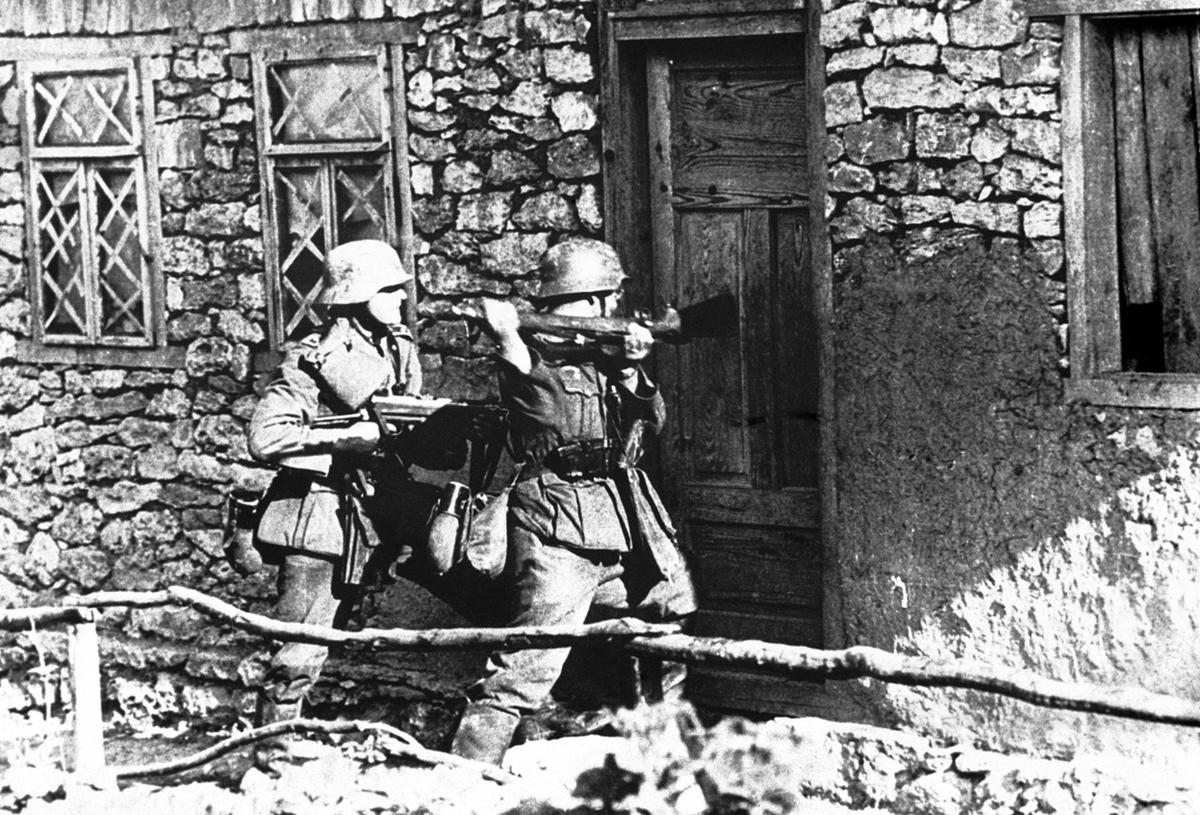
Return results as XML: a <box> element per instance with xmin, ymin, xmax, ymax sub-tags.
<box><xmin>676</xmin><ymin>210</ymin><xmax>747</xmax><ymax>480</ymax></box>
<box><xmin>647</xmin><ymin>36</ymin><xmax>821</xmax><ymax>714</ymax></box>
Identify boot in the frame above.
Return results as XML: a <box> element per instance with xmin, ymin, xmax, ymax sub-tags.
<box><xmin>449</xmin><ymin>704</ymin><xmax>520</xmax><ymax>765</ymax></box>
<box><xmin>253</xmin><ymin>696</ymin><xmax>302</xmax><ymax>773</ymax></box>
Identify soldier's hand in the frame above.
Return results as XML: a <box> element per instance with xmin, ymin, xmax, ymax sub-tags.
<box><xmin>479</xmin><ymin>298</ymin><xmax>522</xmax><ymax>346</ymax></box>
<box><xmin>622</xmin><ymin>322</ymin><xmax>653</xmax><ymax>362</ymax></box>
<box><xmin>334</xmin><ymin>421</ymin><xmax>382</xmax><ymax>454</ymax></box>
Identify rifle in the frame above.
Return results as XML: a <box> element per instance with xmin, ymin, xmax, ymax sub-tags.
<box><xmin>451</xmin><ymin>290</ymin><xmax>737</xmax><ymax>346</ymax></box>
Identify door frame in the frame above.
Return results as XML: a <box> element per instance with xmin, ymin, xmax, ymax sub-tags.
<box><xmin>597</xmin><ymin>0</ymin><xmax>843</xmax><ymax>652</ymax></box>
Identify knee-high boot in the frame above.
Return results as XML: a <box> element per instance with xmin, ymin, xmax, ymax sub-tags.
<box><xmin>449</xmin><ymin>704</ymin><xmax>520</xmax><ymax>765</ymax></box>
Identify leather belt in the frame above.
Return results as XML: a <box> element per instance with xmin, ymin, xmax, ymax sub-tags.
<box><xmin>543</xmin><ymin>439</ymin><xmax>621</xmax><ymax>481</ymax></box>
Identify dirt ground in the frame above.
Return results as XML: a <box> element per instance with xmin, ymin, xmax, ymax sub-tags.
<box><xmin>3</xmin><ymin>700</ymin><xmax>1198</xmax><ymax>814</ymax></box>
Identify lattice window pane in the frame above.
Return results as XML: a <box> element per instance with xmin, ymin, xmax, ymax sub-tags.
<box><xmin>36</xmin><ymin>168</ymin><xmax>88</xmax><ymax>336</ymax></box>
<box><xmin>32</xmin><ymin>70</ymin><xmax>135</xmax><ymax>147</ymax></box>
<box><xmin>334</xmin><ymin>159</ymin><xmax>389</xmax><ymax>244</ymax></box>
<box><xmin>93</xmin><ymin>165</ymin><xmax>147</xmax><ymax>338</ymax></box>
<box><xmin>276</xmin><ymin>164</ymin><xmax>329</xmax><ymax>338</ymax></box>
<box><xmin>268</xmin><ymin>59</ymin><xmax>383</xmax><ymax>143</ymax></box>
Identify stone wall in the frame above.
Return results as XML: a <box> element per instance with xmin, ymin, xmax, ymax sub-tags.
<box><xmin>822</xmin><ymin>0</ymin><xmax>1200</xmax><ymax>774</ymax></box>
<box><xmin>0</xmin><ymin>0</ymin><xmax>603</xmax><ymax>728</ymax></box>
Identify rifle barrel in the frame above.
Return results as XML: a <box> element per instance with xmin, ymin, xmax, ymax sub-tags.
<box><xmin>516</xmin><ymin>311</ymin><xmax>682</xmax><ymax>343</ymax></box>
<box><xmin>450</xmin><ymin>293</ymin><xmax>738</xmax><ymax>345</ymax></box>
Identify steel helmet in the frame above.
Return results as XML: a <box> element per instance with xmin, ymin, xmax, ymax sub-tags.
<box><xmin>319</xmin><ymin>239</ymin><xmax>412</xmax><ymax>305</ymax></box>
<box><xmin>536</xmin><ymin>238</ymin><xmax>627</xmax><ymax>300</ymax></box>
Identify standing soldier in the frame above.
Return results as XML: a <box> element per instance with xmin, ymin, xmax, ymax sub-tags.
<box><xmin>246</xmin><ymin>239</ymin><xmax>420</xmax><ymax>753</ymax></box>
<box><xmin>450</xmin><ymin>237</ymin><xmax>697</xmax><ymax>765</ymax></box>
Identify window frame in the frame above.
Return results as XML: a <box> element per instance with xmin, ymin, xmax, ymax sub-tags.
<box><xmin>5</xmin><ymin>36</ymin><xmax>175</xmax><ymax>368</ymax></box>
<box><xmin>233</xmin><ymin>22</ymin><xmax>418</xmax><ymax>351</ymax></box>
<box><xmin>1032</xmin><ymin>0</ymin><xmax>1200</xmax><ymax>407</ymax></box>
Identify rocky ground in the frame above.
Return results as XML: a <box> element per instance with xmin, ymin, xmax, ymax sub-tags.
<box><xmin>2</xmin><ymin>700</ymin><xmax>1198</xmax><ymax>814</ymax></box>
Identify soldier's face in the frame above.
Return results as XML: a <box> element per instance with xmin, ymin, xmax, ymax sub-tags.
<box><xmin>366</xmin><ymin>285</ymin><xmax>407</xmax><ymax>325</ymax></box>
<box><xmin>544</xmin><ymin>290</ymin><xmax>621</xmax><ymax>318</ymax></box>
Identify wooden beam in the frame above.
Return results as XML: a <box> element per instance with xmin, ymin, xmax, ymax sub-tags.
<box><xmin>609</xmin><ymin>0</ymin><xmax>804</xmax><ymax>16</ymax></box>
<box><xmin>251</xmin><ymin>50</ymin><xmax>285</xmax><ymax>349</ymax></box>
<box><xmin>1112</xmin><ymin>28</ymin><xmax>1156</xmax><ymax>305</ymax></box>
<box><xmin>1066</xmin><ymin>374</ymin><xmax>1200</xmax><ymax>407</ymax></box>
<box><xmin>14</xmin><ymin>341</ymin><xmax>187</xmax><ymax>369</ymax></box>
<box><xmin>137</xmin><ymin>57</ymin><xmax>168</xmax><ymax>349</ymax></box>
<box><xmin>1062</xmin><ymin>16</ymin><xmax>1121</xmax><ymax>378</ymax></box>
<box><xmin>16</xmin><ymin>63</ymin><xmax>42</xmax><ymax>349</ymax></box>
<box><xmin>614</xmin><ymin>12</ymin><xmax>804</xmax><ymax>41</ymax></box>
<box><xmin>1030</xmin><ymin>0</ymin><xmax>1200</xmax><ymax>17</ymax></box>
<box><xmin>0</xmin><ymin>606</ymin><xmax>98</xmax><ymax>630</ymax></box>
<box><xmin>0</xmin><ymin>33</ymin><xmax>172</xmax><ymax>59</ymax></box>
<box><xmin>228</xmin><ymin>19</ymin><xmax>418</xmax><ymax>52</ymax></box>
<box><xmin>389</xmin><ymin>43</ymin><xmax>418</xmax><ymax>330</ymax></box>
<box><xmin>68</xmin><ymin>622</ymin><xmax>105</xmax><ymax>776</ymax></box>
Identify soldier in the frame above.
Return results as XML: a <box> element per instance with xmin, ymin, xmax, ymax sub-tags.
<box><xmin>247</xmin><ymin>239</ymin><xmax>421</xmax><ymax>748</ymax></box>
<box><xmin>450</xmin><ymin>237</ymin><xmax>697</xmax><ymax>765</ymax></box>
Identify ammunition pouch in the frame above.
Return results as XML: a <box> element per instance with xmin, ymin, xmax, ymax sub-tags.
<box><xmin>254</xmin><ymin>470</ymin><xmax>345</xmax><ymax>561</ymax></box>
<box><xmin>544</xmin><ymin>439</ymin><xmax>621</xmax><ymax>481</ymax></box>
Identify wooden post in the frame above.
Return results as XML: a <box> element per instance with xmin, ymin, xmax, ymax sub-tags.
<box><xmin>68</xmin><ymin>621</ymin><xmax>105</xmax><ymax>775</ymax></box>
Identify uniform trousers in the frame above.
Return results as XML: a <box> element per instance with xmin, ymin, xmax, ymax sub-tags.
<box><xmin>261</xmin><ymin>553</ymin><xmax>347</xmax><ymax>708</ymax></box>
<box><xmin>466</xmin><ymin>524</ymin><xmax>696</xmax><ymax>718</ymax></box>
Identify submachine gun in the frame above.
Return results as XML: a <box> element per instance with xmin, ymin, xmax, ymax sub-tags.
<box><xmin>311</xmin><ymin>395</ymin><xmax>509</xmax><ymax>586</ymax></box>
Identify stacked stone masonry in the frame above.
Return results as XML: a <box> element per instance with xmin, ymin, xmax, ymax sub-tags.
<box><xmin>822</xmin><ymin>0</ymin><xmax>1067</xmax><ymax>371</ymax></box>
<box><xmin>0</xmin><ymin>0</ymin><xmax>603</xmax><ymax>728</ymax></box>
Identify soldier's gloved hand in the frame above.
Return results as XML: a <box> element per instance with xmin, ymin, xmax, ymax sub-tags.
<box><xmin>331</xmin><ymin>421</ymin><xmax>382</xmax><ymax>454</ymax></box>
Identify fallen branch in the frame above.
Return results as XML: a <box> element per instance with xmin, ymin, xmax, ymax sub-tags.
<box><xmin>110</xmin><ymin>718</ymin><xmax>516</xmax><ymax>784</ymax></box>
<box><xmin>68</xmin><ymin>586</ymin><xmax>682</xmax><ymax>650</ymax></box>
<box><xmin>627</xmin><ymin>635</ymin><xmax>1200</xmax><ymax>728</ymax></box>
<box><xmin>0</xmin><ymin>606</ymin><xmax>97</xmax><ymax>631</ymax></box>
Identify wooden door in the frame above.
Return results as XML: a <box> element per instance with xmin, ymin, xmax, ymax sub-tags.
<box><xmin>646</xmin><ymin>37</ymin><xmax>823</xmax><ymax>714</ymax></box>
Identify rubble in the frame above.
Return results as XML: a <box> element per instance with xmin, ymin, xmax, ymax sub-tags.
<box><xmin>3</xmin><ymin>701</ymin><xmax>1196</xmax><ymax>814</ymax></box>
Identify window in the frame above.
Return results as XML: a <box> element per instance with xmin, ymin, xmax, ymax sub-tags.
<box><xmin>1040</xmin><ymin>1</ymin><xmax>1200</xmax><ymax>407</ymax></box>
<box><xmin>18</xmin><ymin>57</ymin><xmax>165</xmax><ymax>359</ymax></box>
<box><xmin>239</xmin><ymin>23</ymin><xmax>416</xmax><ymax>347</ymax></box>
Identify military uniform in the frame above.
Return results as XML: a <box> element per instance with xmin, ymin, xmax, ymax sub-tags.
<box><xmin>452</xmin><ymin>344</ymin><xmax>696</xmax><ymax>759</ymax></box>
<box><xmin>249</xmin><ymin>316</ymin><xmax>421</xmax><ymax>713</ymax></box>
